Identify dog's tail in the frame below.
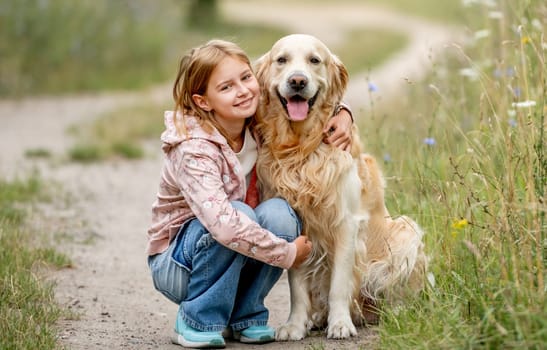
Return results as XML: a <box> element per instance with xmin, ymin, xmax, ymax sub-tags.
<box><xmin>360</xmin><ymin>216</ymin><xmax>428</xmax><ymax>303</ymax></box>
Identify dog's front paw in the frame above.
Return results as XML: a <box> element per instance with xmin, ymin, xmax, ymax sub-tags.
<box><xmin>327</xmin><ymin>318</ymin><xmax>357</xmax><ymax>339</ymax></box>
<box><xmin>276</xmin><ymin>323</ymin><xmax>308</xmax><ymax>341</ymax></box>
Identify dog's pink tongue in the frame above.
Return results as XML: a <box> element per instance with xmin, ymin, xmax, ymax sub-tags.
<box><xmin>287</xmin><ymin>100</ymin><xmax>309</xmax><ymax>121</ymax></box>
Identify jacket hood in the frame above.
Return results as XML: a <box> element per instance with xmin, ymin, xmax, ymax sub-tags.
<box><xmin>161</xmin><ymin>111</ymin><xmax>226</xmax><ymax>153</ymax></box>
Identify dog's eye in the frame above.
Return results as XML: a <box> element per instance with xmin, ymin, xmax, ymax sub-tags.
<box><xmin>276</xmin><ymin>56</ymin><xmax>287</xmax><ymax>64</ymax></box>
<box><xmin>310</xmin><ymin>57</ymin><xmax>321</xmax><ymax>65</ymax></box>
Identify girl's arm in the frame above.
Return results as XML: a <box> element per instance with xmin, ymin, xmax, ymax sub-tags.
<box><xmin>172</xmin><ymin>141</ymin><xmax>297</xmax><ymax>269</ymax></box>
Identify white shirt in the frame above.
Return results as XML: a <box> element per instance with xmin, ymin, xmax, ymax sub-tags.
<box><xmin>235</xmin><ymin>127</ymin><xmax>258</xmax><ymax>186</ymax></box>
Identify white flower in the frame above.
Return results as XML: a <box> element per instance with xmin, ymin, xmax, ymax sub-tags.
<box><xmin>427</xmin><ymin>272</ymin><xmax>436</xmax><ymax>288</ymax></box>
<box><xmin>189</xmin><ymin>159</ymin><xmax>198</xmax><ymax>167</ymax></box>
<box><xmin>219</xmin><ymin>214</ymin><xmax>230</xmax><ymax>223</ymax></box>
<box><xmin>512</xmin><ymin>100</ymin><xmax>536</xmax><ymax>108</ymax></box>
<box><xmin>474</xmin><ymin>29</ymin><xmax>490</xmax><ymax>40</ymax></box>
<box><xmin>250</xmin><ymin>246</ymin><xmax>257</xmax><ymax>255</ymax></box>
<box><xmin>459</xmin><ymin>67</ymin><xmax>479</xmax><ymax>80</ymax></box>
<box><xmin>230</xmin><ymin>242</ymin><xmax>239</xmax><ymax>249</ymax></box>
<box><xmin>202</xmin><ymin>201</ymin><xmax>212</xmax><ymax>209</ymax></box>
<box><xmin>222</xmin><ymin>175</ymin><xmax>230</xmax><ymax>184</ymax></box>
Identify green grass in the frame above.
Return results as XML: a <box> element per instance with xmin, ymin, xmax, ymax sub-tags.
<box><xmin>355</xmin><ymin>0</ymin><xmax>545</xmax><ymax>348</ymax></box>
<box><xmin>0</xmin><ymin>175</ymin><xmax>71</xmax><ymax>350</ymax></box>
<box><xmin>0</xmin><ymin>0</ymin><xmax>179</xmax><ymax>96</ymax></box>
<box><xmin>0</xmin><ymin>0</ymin><xmax>289</xmax><ymax>97</ymax></box>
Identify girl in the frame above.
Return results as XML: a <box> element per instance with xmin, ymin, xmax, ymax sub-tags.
<box><xmin>147</xmin><ymin>39</ymin><xmax>353</xmax><ymax>348</ymax></box>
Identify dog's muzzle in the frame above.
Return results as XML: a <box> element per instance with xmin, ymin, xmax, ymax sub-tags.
<box><xmin>277</xmin><ymin>89</ymin><xmax>319</xmax><ymax>122</ymax></box>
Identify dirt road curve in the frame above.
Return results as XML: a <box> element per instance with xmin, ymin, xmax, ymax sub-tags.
<box><xmin>0</xmin><ymin>1</ymin><xmax>458</xmax><ymax>349</ymax></box>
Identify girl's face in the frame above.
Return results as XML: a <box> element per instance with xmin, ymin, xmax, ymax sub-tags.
<box><xmin>193</xmin><ymin>56</ymin><xmax>260</xmax><ymax>125</ymax></box>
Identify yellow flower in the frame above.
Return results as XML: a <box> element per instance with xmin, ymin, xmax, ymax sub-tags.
<box><xmin>451</xmin><ymin>218</ymin><xmax>469</xmax><ymax>230</ymax></box>
<box><xmin>521</xmin><ymin>36</ymin><xmax>531</xmax><ymax>44</ymax></box>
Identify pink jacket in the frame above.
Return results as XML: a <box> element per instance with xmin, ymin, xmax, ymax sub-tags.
<box><xmin>146</xmin><ymin>111</ymin><xmax>296</xmax><ymax>269</ymax></box>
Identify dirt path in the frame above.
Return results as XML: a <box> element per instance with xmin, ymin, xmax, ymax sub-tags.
<box><xmin>0</xmin><ymin>2</ymin><xmax>459</xmax><ymax>349</ymax></box>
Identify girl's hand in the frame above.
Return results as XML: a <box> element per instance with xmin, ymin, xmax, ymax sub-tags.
<box><xmin>291</xmin><ymin>235</ymin><xmax>312</xmax><ymax>269</ymax></box>
<box><xmin>323</xmin><ymin>108</ymin><xmax>353</xmax><ymax>151</ymax></box>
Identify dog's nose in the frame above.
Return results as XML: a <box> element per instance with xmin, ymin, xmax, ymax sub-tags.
<box><xmin>288</xmin><ymin>73</ymin><xmax>308</xmax><ymax>91</ymax></box>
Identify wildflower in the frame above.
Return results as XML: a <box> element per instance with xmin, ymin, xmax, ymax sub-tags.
<box><xmin>508</xmin><ymin>118</ymin><xmax>517</xmax><ymax>128</ymax></box>
<box><xmin>459</xmin><ymin>67</ymin><xmax>479</xmax><ymax>80</ymax></box>
<box><xmin>427</xmin><ymin>272</ymin><xmax>436</xmax><ymax>288</ymax></box>
<box><xmin>423</xmin><ymin>137</ymin><xmax>436</xmax><ymax>146</ymax></box>
<box><xmin>494</xmin><ymin>67</ymin><xmax>515</xmax><ymax>78</ymax></box>
<box><xmin>383</xmin><ymin>153</ymin><xmax>391</xmax><ymax>163</ymax></box>
<box><xmin>512</xmin><ymin>100</ymin><xmax>536</xmax><ymax>108</ymax></box>
<box><xmin>368</xmin><ymin>81</ymin><xmax>378</xmax><ymax>92</ymax></box>
<box><xmin>521</xmin><ymin>36</ymin><xmax>531</xmax><ymax>44</ymax></box>
<box><xmin>512</xmin><ymin>86</ymin><xmax>521</xmax><ymax>98</ymax></box>
<box><xmin>507</xmin><ymin>109</ymin><xmax>516</xmax><ymax>117</ymax></box>
<box><xmin>452</xmin><ymin>218</ymin><xmax>469</xmax><ymax>230</ymax></box>
<box><xmin>474</xmin><ymin>29</ymin><xmax>490</xmax><ymax>40</ymax></box>
<box><xmin>532</xmin><ymin>19</ymin><xmax>542</xmax><ymax>30</ymax></box>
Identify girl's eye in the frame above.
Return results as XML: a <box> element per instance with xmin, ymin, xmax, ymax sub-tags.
<box><xmin>242</xmin><ymin>74</ymin><xmax>252</xmax><ymax>80</ymax></box>
<box><xmin>220</xmin><ymin>84</ymin><xmax>231</xmax><ymax>91</ymax></box>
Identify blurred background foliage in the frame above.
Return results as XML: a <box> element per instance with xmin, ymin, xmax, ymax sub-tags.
<box><xmin>0</xmin><ymin>0</ymin><xmax>462</xmax><ymax>97</ymax></box>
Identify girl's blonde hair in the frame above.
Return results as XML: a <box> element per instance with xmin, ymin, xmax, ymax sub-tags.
<box><xmin>172</xmin><ymin>39</ymin><xmax>253</xmax><ymax>147</ymax></box>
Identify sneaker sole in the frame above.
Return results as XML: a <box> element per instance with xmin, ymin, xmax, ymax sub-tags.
<box><xmin>172</xmin><ymin>333</ymin><xmax>225</xmax><ymax>348</ymax></box>
<box><xmin>238</xmin><ymin>334</ymin><xmax>275</xmax><ymax>344</ymax></box>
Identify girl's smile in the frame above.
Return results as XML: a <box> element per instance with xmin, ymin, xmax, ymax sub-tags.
<box><xmin>193</xmin><ymin>56</ymin><xmax>260</xmax><ymax>125</ymax></box>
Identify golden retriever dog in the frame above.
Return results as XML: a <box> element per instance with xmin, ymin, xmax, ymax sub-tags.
<box><xmin>253</xmin><ymin>34</ymin><xmax>427</xmax><ymax>340</ymax></box>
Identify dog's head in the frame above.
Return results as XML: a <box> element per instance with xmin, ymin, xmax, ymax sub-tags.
<box><xmin>254</xmin><ymin>34</ymin><xmax>348</xmax><ymax>123</ymax></box>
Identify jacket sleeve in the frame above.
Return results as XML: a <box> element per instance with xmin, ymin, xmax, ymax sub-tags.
<box><xmin>171</xmin><ymin>141</ymin><xmax>296</xmax><ymax>269</ymax></box>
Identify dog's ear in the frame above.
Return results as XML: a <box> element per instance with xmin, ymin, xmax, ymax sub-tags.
<box><xmin>253</xmin><ymin>51</ymin><xmax>271</xmax><ymax>85</ymax></box>
<box><xmin>328</xmin><ymin>54</ymin><xmax>349</xmax><ymax>101</ymax></box>
<box><xmin>253</xmin><ymin>51</ymin><xmax>272</xmax><ymax>107</ymax></box>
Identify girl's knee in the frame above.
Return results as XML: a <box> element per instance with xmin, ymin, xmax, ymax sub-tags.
<box><xmin>231</xmin><ymin>200</ymin><xmax>258</xmax><ymax>222</ymax></box>
<box><xmin>255</xmin><ymin>198</ymin><xmax>300</xmax><ymax>241</ymax></box>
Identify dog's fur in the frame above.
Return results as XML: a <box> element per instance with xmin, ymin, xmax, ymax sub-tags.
<box><xmin>254</xmin><ymin>34</ymin><xmax>427</xmax><ymax>340</ymax></box>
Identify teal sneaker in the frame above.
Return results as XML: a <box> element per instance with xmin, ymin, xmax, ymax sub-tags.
<box><xmin>234</xmin><ymin>325</ymin><xmax>275</xmax><ymax>344</ymax></box>
<box><xmin>172</xmin><ymin>316</ymin><xmax>225</xmax><ymax>349</ymax></box>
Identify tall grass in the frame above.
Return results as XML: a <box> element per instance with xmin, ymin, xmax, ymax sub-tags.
<box><xmin>0</xmin><ymin>175</ymin><xmax>71</xmax><ymax>349</ymax></box>
<box><xmin>359</xmin><ymin>0</ymin><xmax>545</xmax><ymax>348</ymax></box>
<box><xmin>0</xmin><ymin>0</ymin><xmax>182</xmax><ymax>96</ymax></box>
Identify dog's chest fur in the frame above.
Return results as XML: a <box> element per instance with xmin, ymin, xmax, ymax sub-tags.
<box><xmin>258</xmin><ymin>141</ymin><xmax>355</xmax><ymax>240</ymax></box>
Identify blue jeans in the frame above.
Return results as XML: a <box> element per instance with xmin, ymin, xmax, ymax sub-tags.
<box><xmin>148</xmin><ymin>198</ymin><xmax>301</xmax><ymax>332</ymax></box>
